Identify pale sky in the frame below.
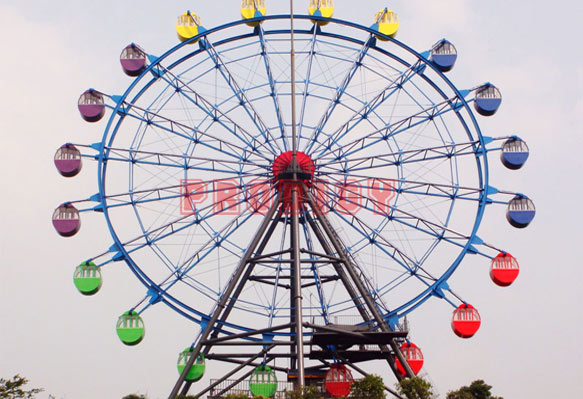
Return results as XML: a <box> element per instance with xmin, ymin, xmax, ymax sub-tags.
<box><xmin>0</xmin><ymin>1</ymin><xmax>582</xmax><ymax>399</ymax></box>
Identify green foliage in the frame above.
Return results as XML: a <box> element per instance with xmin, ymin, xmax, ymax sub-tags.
<box><xmin>285</xmin><ymin>385</ymin><xmax>319</xmax><ymax>399</ymax></box>
<box><xmin>122</xmin><ymin>394</ymin><xmax>148</xmax><ymax>399</ymax></box>
<box><xmin>446</xmin><ymin>380</ymin><xmax>502</xmax><ymax>399</ymax></box>
<box><xmin>0</xmin><ymin>376</ymin><xmax>43</xmax><ymax>399</ymax></box>
<box><xmin>223</xmin><ymin>393</ymin><xmax>250</xmax><ymax>399</ymax></box>
<box><xmin>176</xmin><ymin>396</ymin><xmax>198</xmax><ymax>399</ymax></box>
<box><xmin>396</xmin><ymin>377</ymin><xmax>434</xmax><ymax>399</ymax></box>
<box><xmin>350</xmin><ymin>374</ymin><xmax>385</xmax><ymax>399</ymax></box>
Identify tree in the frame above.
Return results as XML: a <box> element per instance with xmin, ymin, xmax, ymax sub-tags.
<box><xmin>285</xmin><ymin>386</ymin><xmax>319</xmax><ymax>399</ymax></box>
<box><xmin>223</xmin><ymin>394</ymin><xmax>250</xmax><ymax>399</ymax></box>
<box><xmin>446</xmin><ymin>380</ymin><xmax>503</xmax><ymax>399</ymax></box>
<box><xmin>0</xmin><ymin>376</ymin><xmax>43</xmax><ymax>399</ymax></box>
<box><xmin>350</xmin><ymin>374</ymin><xmax>386</xmax><ymax>399</ymax></box>
<box><xmin>122</xmin><ymin>394</ymin><xmax>147</xmax><ymax>399</ymax></box>
<box><xmin>396</xmin><ymin>377</ymin><xmax>434</xmax><ymax>399</ymax></box>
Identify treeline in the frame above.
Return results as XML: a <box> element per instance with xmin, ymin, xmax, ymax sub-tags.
<box><xmin>0</xmin><ymin>374</ymin><xmax>502</xmax><ymax>399</ymax></box>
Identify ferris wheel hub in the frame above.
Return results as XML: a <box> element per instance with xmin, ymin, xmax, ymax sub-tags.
<box><xmin>272</xmin><ymin>151</ymin><xmax>315</xmax><ymax>183</ymax></box>
<box><xmin>272</xmin><ymin>151</ymin><xmax>315</xmax><ymax>208</ymax></box>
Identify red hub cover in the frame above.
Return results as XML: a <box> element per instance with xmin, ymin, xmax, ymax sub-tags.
<box><xmin>272</xmin><ymin>151</ymin><xmax>315</xmax><ymax>210</ymax></box>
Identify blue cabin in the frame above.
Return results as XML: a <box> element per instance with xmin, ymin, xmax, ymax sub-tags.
<box><xmin>501</xmin><ymin>137</ymin><xmax>529</xmax><ymax>170</ymax></box>
<box><xmin>506</xmin><ymin>195</ymin><xmax>535</xmax><ymax>228</ymax></box>
<box><xmin>474</xmin><ymin>83</ymin><xmax>502</xmax><ymax>116</ymax></box>
<box><xmin>430</xmin><ymin>39</ymin><xmax>457</xmax><ymax>72</ymax></box>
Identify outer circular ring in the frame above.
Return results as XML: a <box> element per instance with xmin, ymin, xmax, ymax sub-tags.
<box><xmin>96</xmin><ymin>14</ymin><xmax>489</xmax><ymax>334</ymax></box>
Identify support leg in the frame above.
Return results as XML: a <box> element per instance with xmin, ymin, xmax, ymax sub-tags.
<box><xmin>168</xmin><ymin>197</ymin><xmax>282</xmax><ymax>399</ymax></box>
<box><xmin>194</xmin><ymin>345</ymin><xmax>276</xmax><ymax>398</ymax></box>
<box><xmin>304</xmin><ymin>191</ymin><xmax>415</xmax><ymax>379</ymax></box>
<box><xmin>290</xmin><ymin>188</ymin><xmax>305</xmax><ymax>388</ymax></box>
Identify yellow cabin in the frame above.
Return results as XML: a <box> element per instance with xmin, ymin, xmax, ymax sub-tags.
<box><xmin>309</xmin><ymin>0</ymin><xmax>334</xmax><ymax>25</ymax></box>
<box><xmin>176</xmin><ymin>11</ymin><xmax>202</xmax><ymax>43</ymax></box>
<box><xmin>373</xmin><ymin>8</ymin><xmax>399</xmax><ymax>40</ymax></box>
<box><xmin>241</xmin><ymin>0</ymin><xmax>266</xmax><ymax>27</ymax></box>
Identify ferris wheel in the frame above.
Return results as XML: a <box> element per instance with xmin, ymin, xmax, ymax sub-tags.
<box><xmin>53</xmin><ymin>1</ymin><xmax>535</xmax><ymax>398</ymax></box>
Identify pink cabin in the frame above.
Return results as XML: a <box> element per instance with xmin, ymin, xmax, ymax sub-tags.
<box><xmin>54</xmin><ymin>144</ymin><xmax>82</xmax><ymax>177</ymax></box>
<box><xmin>120</xmin><ymin>44</ymin><xmax>147</xmax><ymax>77</ymax></box>
<box><xmin>78</xmin><ymin>90</ymin><xmax>105</xmax><ymax>122</ymax></box>
<box><xmin>52</xmin><ymin>203</ymin><xmax>81</xmax><ymax>237</ymax></box>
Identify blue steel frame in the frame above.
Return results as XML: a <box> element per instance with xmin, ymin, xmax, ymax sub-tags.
<box><xmin>69</xmin><ymin>14</ymin><xmax>525</xmax><ymax>337</ymax></box>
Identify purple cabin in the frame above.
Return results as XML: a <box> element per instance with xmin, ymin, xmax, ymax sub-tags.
<box><xmin>54</xmin><ymin>144</ymin><xmax>82</xmax><ymax>177</ymax></box>
<box><xmin>120</xmin><ymin>44</ymin><xmax>147</xmax><ymax>77</ymax></box>
<box><xmin>78</xmin><ymin>90</ymin><xmax>105</xmax><ymax>122</ymax></box>
<box><xmin>52</xmin><ymin>203</ymin><xmax>81</xmax><ymax>237</ymax></box>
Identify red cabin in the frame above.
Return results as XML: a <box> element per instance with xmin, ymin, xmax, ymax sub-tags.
<box><xmin>451</xmin><ymin>304</ymin><xmax>481</xmax><ymax>338</ymax></box>
<box><xmin>395</xmin><ymin>342</ymin><xmax>424</xmax><ymax>376</ymax></box>
<box><xmin>490</xmin><ymin>252</ymin><xmax>519</xmax><ymax>287</ymax></box>
<box><xmin>325</xmin><ymin>364</ymin><xmax>354</xmax><ymax>397</ymax></box>
<box><xmin>52</xmin><ymin>203</ymin><xmax>81</xmax><ymax>237</ymax></box>
<box><xmin>54</xmin><ymin>144</ymin><xmax>82</xmax><ymax>177</ymax></box>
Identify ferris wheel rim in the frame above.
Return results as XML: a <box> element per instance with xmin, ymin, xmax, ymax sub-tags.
<box><xmin>93</xmin><ymin>13</ymin><xmax>491</xmax><ymax>335</ymax></box>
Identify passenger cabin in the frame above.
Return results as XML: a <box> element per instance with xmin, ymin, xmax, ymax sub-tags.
<box><xmin>430</xmin><ymin>39</ymin><xmax>457</xmax><ymax>72</ymax></box>
<box><xmin>52</xmin><ymin>203</ymin><xmax>81</xmax><ymax>237</ymax></box>
<box><xmin>116</xmin><ymin>311</ymin><xmax>145</xmax><ymax>346</ymax></box>
<box><xmin>54</xmin><ymin>144</ymin><xmax>82</xmax><ymax>177</ymax></box>
<box><xmin>395</xmin><ymin>342</ymin><xmax>424</xmax><ymax>375</ymax></box>
<box><xmin>73</xmin><ymin>261</ymin><xmax>102</xmax><ymax>296</ymax></box>
<box><xmin>506</xmin><ymin>195</ymin><xmax>536</xmax><ymax>228</ymax></box>
<box><xmin>451</xmin><ymin>304</ymin><xmax>481</xmax><ymax>338</ymax></box>
<box><xmin>120</xmin><ymin>44</ymin><xmax>147</xmax><ymax>77</ymax></box>
<box><xmin>177</xmin><ymin>12</ymin><xmax>202</xmax><ymax>43</ymax></box>
<box><xmin>309</xmin><ymin>0</ymin><xmax>335</xmax><ymax>25</ymax></box>
<box><xmin>325</xmin><ymin>364</ymin><xmax>354</xmax><ymax>397</ymax></box>
<box><xmin>78</xmin><ymin>90</ymin><xmax>105</xmax><ymax>122</ymax></box>
<box><xmin>241</xmin><ymin>0</ymin><xmax>266</xmax><ymax>26</ymax></box>
<box><xmin>474</xmin><ymin>83</ymin><xmax>502</xmax><ymax>116</ymax></box>
<box><xmin>501</xmin><ymin>137</ymin><xmax>529</xmax><ymax>170</ymax></box>
<box><xmin>177</xmin><ymin>350</ymin><xmax>205</xmax><ymax>382</ymax></box>
<box><xmin>490</xmin><ymin>252</ymin><xmax>520</xmax><ymax>287</ymax></box>
<box><xmin>372</xmin><ymin>8</ymin><xmax>399</xmax><ymax>39</ymax></box>
<box><xmin>249</xmin><ymin>365</ymin><xmax>278</xmax><ymax>398</ymax></box>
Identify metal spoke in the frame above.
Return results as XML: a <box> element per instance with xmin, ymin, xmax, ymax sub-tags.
<box><xmin>314</xmin><ymin>176</ymin><xmax>497</xmax><ymax>260</ymax></box>
<box><xmin>308</xmin><ymin>59</ymin><xmax>426</xmax><ymax>158</ymax></box>
<box><xmin>201</xmin><ymin>35</ymin><xmax>284</xmax><ymax>153</ymax></box>
<box><xmin>81</xmin><ymin>177</ymin><xmax>271</xmax><ymax>214</ymax></box>
<box><xmin>106</xmin><ymin>182</ymin><xmax>274</xmax><ymax>263</ymax></box>
<box><xmin>153</xmin><ymin>62</ymin><xmax>279</xmax><ymax>158</ymax></box>
<box><xmin>258</xmin><ymin>25</ymin><xmax>289</xmax><ymax>150</ymax></box>
<box><xmin>317</xmin><ymin>139</ymin><xmax>486</xmax><ymax>172</ymax></box>
<box><xmin>77</xmin><ymin>143</ymin><xmax>268</xmax><ymax>171</ymax></box>
<box><xmin>296</xmin><ymin>24</ymin><xmax>319</xmax><ymax>149</ymax></box>
<box><xmin>105</xmin><ymin>95</ymin><xmax>272</xmax><ymax>164</ymax></box>
<box><xmin>303</xmin><ymin>34</ymin><xmax>375</xmax><ymax>154</ymax></box>
<box><xmin>310</xmin><ymin>92</ymin><xmax>472</xmax><ymax>161</ymax></box>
